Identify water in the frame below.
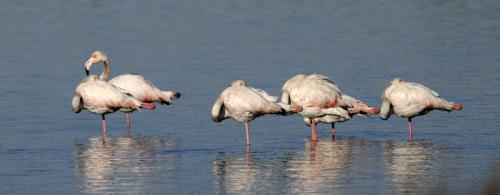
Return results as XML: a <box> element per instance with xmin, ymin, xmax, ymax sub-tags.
<box><xmin>1</xmin><ymin>0</ymin><xmax>499</xmax><ymax>194</ymax></box>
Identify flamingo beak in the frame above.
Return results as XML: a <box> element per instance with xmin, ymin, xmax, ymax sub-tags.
<box><xmin>84</xmin><ymin>58</ymin><xmax>93</xmax><ymax>76</ymax></box>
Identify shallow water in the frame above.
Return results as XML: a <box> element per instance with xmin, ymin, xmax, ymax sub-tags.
<box><xmin>1</xmin><ymin>0</ymin><xmax>500</xmax><ymax>194</ymax></box>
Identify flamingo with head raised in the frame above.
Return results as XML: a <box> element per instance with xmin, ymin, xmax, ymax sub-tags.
<box><xmin>379</xmin><ymin>77</ymin><xmax>462</xmax><ymax>140</ymax></box>
<box><xmin>84</xmin><ymin>51</ymin><xmax>180</xmax><ymax>134</ymax></box>
<box><xmin>72</xmin><ymin>75</ymin><xmax>155</xmax><ymax>144</ymax></box>
<box><xmin>211</xmin><ymin>80</ymin><xmax>302</xmax><ymax>145</ymax></box>
<box><xmin>281</xmin><ymin>74</ymin><xmax>379</xmax><ymax>140</ymax></box>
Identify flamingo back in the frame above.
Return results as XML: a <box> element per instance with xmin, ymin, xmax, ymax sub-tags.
<box><xmin>282</xmin><ymin>74</ymin><xmax>341</xmax><ymax>108</ymax></box>
<box><xmin>222</xmin><ymin>86</ymin><xmax>282</xmax><ymax>118</ymax></box>
<box><xmin>109</xmin><ymin>74</ymin><xmax>162</xmax><ymax>103</ymax></box>
<box><xmin>383</xmin><ymin>78</ymin><xmax>454</xmax><ymax>118</ymax></box>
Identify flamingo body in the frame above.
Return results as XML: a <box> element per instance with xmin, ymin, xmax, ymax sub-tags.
<box><xmin>282</xmin><ymin>74</ymin><xmax>379</xmax><ymax>140</ymax></box>
<box><xmin>211</xmin><ymin>80</ymin><xmax>302</xmax><ymax>145</ymax></box>
<box><xmin>72</xmin><ymin>75</ymin><xmax>145</xmax><ymax>114</ymax></box>
<box><xmin>379</xmin><ymin>78</ymin><xmax>462</xmax><ymax>140</ymax></box>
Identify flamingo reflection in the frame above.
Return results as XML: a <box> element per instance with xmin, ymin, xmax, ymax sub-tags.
<box><xmin>382</xmin><ymin>140</ymin><xmax>439</xmax><ymax>194</ymax></box>
<box><xmin>285</xmin><ymin>139</ymin><xmax>360</xmax><ymax>194</ymax></box>
<box><xmin>212</xmin><ymin>151</ymin><xmax>278</xmax><ymax>194</ymax></box>
<box><xmin>73</xmin><ymin>137</ymin><xmax>176</xmax><ymax>194</ymax></box>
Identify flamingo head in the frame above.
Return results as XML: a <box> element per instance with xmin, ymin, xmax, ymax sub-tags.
<box><xmin>347</xmin><ymin>99</ymin><xmax>380</xmax><ymax>115</ymax></box>
<box><xmin>390</xmin><ymin>77</ymin><xmax>405</xmax><ymax>85</ymax></box>
<box><xmin>84</xmin><ymin>50</ymin><xmax>109</xmax><ymax>75</ymax></box>
<box><xmin>230</xmin><ymin>80</ymin><xmax>247</xmax><ymax>87</ymax></box>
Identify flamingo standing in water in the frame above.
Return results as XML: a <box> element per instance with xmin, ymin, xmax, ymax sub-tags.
<box><xmin>379</xmin><ymin>78</ymin><xmax>463</xmax><ymax>140</ymax></box>
<box><xmin>84</xmin><ymin>51</ymin><xmax>180</xmax><ymax>135</ymax></box>
<box><xmin>303</xmin><ymin>94</ymin><xmax>379</xmax><ymax>139</ymax></box>
<box><xmin>211</xmin><ymin>80</ymin><xmax>303</xmax><ymax>145</ymax></box>
<box><xmin>72</xmin><ymin>75</ymin><xmax>155</xmax><ymax>143</ymax></box>
<box><xmin>282</xmin><ymin>74</ymin><xmax>378</xmax><ymax>140</ymax></box>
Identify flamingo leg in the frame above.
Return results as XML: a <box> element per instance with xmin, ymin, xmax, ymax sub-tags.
<box><xmin>310</xmin><ymin>140</ymin><xmax>318</xmax><ymax>161</ymax></box>
<box><xmin>101</xmin><ymin>114</ymin><xmax>107</xmax><ymax>144</ymax></box>
<box><xmin>331</xmin><ymin>123</ymin><xmax>336</xmax><ymax>139</ymax></box>
<box><xmin>310</xmin><ymin>118</ymin><xmax>318</xmax><ymax>141</ymax></box>
<box><xmin>408</xmin><ymin>117</ymin><xmax>413</xmax><ymax>141</ymax></box>
<box><xmin>245</xmin><ymin>122</ymin><xmax>250</xmax><ymax>145</ymax></box>
<box><xmin>125</xmin><ymin>112</ymin><xmax>131</xmax><ymax>137</ymax></box>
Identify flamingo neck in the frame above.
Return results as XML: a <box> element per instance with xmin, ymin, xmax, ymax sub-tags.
<box><xmin>100</xmin><ymin>60</ymin><xmax>110</xmax><ymax>81</ymax></box>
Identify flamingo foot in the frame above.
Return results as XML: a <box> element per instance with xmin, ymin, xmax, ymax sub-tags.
<box><xmin>141</xmin><ymin>103</ymin><xmax>156</xmax><ymax>110</ymax></box>
<box><xmin>371</xmin><ymin>107</ymin><xmax>380</xmax><ymax>114</ymax></box>
<box><xmin>452</xmin><ymin>103</ymin><xmax>463</xmax><ymax>111</ymax></box>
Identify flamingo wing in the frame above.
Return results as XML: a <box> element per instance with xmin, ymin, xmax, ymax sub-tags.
<box><xmin>248</xmin><ymin>87</ymin><xmax>279</xmax><ymax>103</ymax></box>
<box><xmin>406</xmin><ymin>82</ymin><xmax>440</xmax><ymax>97</ymax></box>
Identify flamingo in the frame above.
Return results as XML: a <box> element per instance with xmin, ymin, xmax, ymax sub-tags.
<box><xmin>303</xmin><ymin>94</ymin><xmax>379</xmax><ymax>139</ymax></box>
<box><xmin>72</xmin><ymin>75</ymin><xmax>155</xmax><ymax>144</ymax></box>
<box><xmin>379</xmin><ymin>77</ymin><xmax>463</xmax><ymax>140</ymax></box>
<box><xmin>281</xmin><ymin>74</ymin><xmax>341</xmax><ymax>141</ymax></box>
<box><xmin>211</xmin><ymin>80</ymin><xmax>303</xmax><ymax>145</ymax></box>
<box><xmin>84</xmin><ymin>51</ymin><xmax>180</xmax><ymax>134</ymax></box>
<box><xmin>282</xmin><ymin>74</ymin><xmax>378</xmax><ymax>140</ymax></box>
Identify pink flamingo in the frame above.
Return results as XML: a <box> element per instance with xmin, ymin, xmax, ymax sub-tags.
<box><xmin>84</xmin><ymin>51</ymin><xmax>180</xmax><ymax>134</ymax></box>
<box><xmin>282</xmin><ymin>74</ymin><xmax>378</xmax><ymax>140</ymax></box>
<box><xmin>379</xmin><ymin>78</ymin><xmax>463</xmax><ymax>140</ymax></box>
<box><xmin>211</xmin><ymin>80</ymin><xmax>302</xmax><ymax>145</ymax></box>
<box><xmin>72</xmin><ymin>75</ymin><xmax>155</xmax><ymax>144</ymax></box>
<box><xmin>281</xmin><ymin>74</ymin><xmax>342</xmax><ymax>141</ymax></box>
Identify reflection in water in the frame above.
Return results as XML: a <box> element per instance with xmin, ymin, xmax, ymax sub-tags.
<box><xmin>212</xmin><ymin>139</ymin><xmax>378</xmax><ymax>194</ymax></box>
<box><xmin>213</xmin><ymin>151</ymin><xmax>276</xmax><ymax>194</ymax></box>
<box><xmin>383</xmin><ymin>141</ymin><xmax>438</xmax><ymax>194</ymax></box>
<box><xmin>285</xmin><ymin>139</ymin><xmax>357</xmax><ymax>194</ymax></box>
<box><xmin>73</xmin><ymin>136</ymin><xmax>176</xmax><ymax>194</ymax></box>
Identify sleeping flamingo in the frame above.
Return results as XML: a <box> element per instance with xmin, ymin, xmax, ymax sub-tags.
<box><xmin>84</xmin><ymin>51</ymin><xmax>180</xmax><ymax>134</ymax></box>
<box><xmin>211</xmin><ymin>80</ymin><xmax>303</xmax><ymax>145</ymax></box>
<box><xmin>303</xmin><ymin>94</ymin><xmax>379</xmax><ymax>139</ymax></box>
<box><xmin>282</xmin><ymin>74</ymin><xmax>378</xmax><ymax>140</ymax></box>
<box><xmin>72</xmin><ymin>75</ymin><xmax>155</xmax><ymax>144</ymax></box>
<box><xmin>379</xmin><ymin>77</ymin><xmax>463</xmax><ymax>140</ymax></box>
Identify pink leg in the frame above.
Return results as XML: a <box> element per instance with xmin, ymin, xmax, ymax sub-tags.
<box><xmin>246</xmin><ymin>144</ymin><xmax>251</xmax><ymax>154</ymax></box>
<box><xmin>101</xmin><ymin>114</ymin><xmax>107</xmax><ymax>144</ymax></box>
<box><xmin>310</xmin><ymin>119</ymin><xmax>318</xmax><ymax>141</ymax></box>
<box><xmin>310</xmin><ymin>140</ymin><xmax>318</xmax><ymax>161</ymax></box>
<box><xmin>125</xmin><ymin>112</ymin><xmax>131</xmax><ymax>137</ymax></box>
<box><xmin>408</xmin><ymin>118</ymin><xmax>413</xmax><ymax>141</ymax></box>
<box><xmin>331</xmin><ymin>123</ymin><xmax>336</xmax><ymax>139</ymax></box>
<box><xmin>245</xmin><ymin>122</ymin><xmax>250</xmax><ymax>145</ymax></box>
